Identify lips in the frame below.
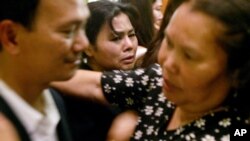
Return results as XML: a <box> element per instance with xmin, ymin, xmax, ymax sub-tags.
<box><xmin>64</xmin><ymin>56</ymin><xmax>82</xmax><ymax>66</ymax></box>
<box><xmin>121</xmin><ymin>55</ymin><xmax>135</xmax><ymax>64</ymax></box>
<box><xmin>163</xmin><ymin>77</ymin><xmax>180</xmax><ymax>92</ymax></box>
<box><xmin>73</xmin><ymin>59</ymin><xmax>81</xmax><ymax>65</ymax></box>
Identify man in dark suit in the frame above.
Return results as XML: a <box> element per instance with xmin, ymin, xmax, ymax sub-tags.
<box><xmin>0</xmin><ymin>0</ymin><xmax>90</xmax><ymax>140</ymax></box>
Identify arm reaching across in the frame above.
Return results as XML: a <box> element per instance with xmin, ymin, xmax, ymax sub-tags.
<box><xmin>51</xmin><ymin>70</ymin><xmax>108</xmax><ymax>104</ymax></box>
<box><xmin>51</xmin><ymin>64</ymin><xmax>162</xmax><ymax>110</ymax></box>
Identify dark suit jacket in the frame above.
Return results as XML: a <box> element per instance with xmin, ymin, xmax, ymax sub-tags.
<box><xmin>61</xmin><ymin>63</ymin><xmax>120</xmax><ymax>141</ymax></box>
<box><xmin>0</xmin><ymin>89</ymin><xmax>73</xmax><ymax>141</ymax></box>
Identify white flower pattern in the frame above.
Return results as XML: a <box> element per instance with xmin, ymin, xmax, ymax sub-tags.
<box><xmin>194</xmin><ymin>118</ymin><xmax>206</xmax><ymax>128</ymax></box>
<box><xmin>220</xmin><ymin>134</ymin><xmax>229</xmax><ymax>141</ymax></box>
<box><xmin>101</xmin><ymin>64</ymin><xmax>248</xmax><ymax>141</ymax></box>
<box><xmin>201</xmin><ymin>135</ymin><xmax>215</xmax><ymax>141</ymax></box>
<box><xmin>146</xmin><ymin>126</ymin><xmax>154</xmax><ymax>135</ymax></box>
<box><xmin>219</xmin><ymin>118</ymin><xmax>231</xmax><ymax>127</ymax></box>
<box><xmin>113</xmin><ymin>75</ymin><xmax>122</xmax><ymax>83</ymax></box>
<box><xmin>141</xmin><ymin>75</ymin><xmax>149</xmax><ymax>86</ymax></box>
<box><xmin>155</xmin><ymin>107</ymin><xmax>163</xmax><ymax>117</ymax></box>
<box><xmin>134</xmin><ymin>130</ymin><xmax>143</xmax><ymax>140</ymax></box>
<box><xmin>144</xmin><ymin>106</ymin><xmax>154</xmax><ymax>115</ymax></box>
<box><xmin>103</xmin><ymin>84</ymin><xmax>111</xmax><ymax>93</ymax></box>
<box><xmin>125</xmin><ymin>77</ymin><xmax>134</xmax><ymax>87</ymax></box>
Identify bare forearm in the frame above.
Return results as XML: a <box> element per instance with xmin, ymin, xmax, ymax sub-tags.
<box><xmin>51</xmin><ymin>70</ymin><xmax>108</xmax><ymax>104</ymax></box>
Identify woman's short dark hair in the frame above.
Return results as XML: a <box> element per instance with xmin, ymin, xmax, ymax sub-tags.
<box><xmin>86</xmin><ymin>0</ymin><xmax>139</xmax><ymax>49</ymax></box>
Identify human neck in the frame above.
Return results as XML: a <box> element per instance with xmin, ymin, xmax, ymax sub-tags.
<box><xmin>87</xmin><ymin>60</ymin><xmax>105</xmax><ymax>71</ymax></box>
<box><xmin>167</xmin><ymin>106</ymin><xmax>225</xmax><ymax>130</ymax></box>
<box><xmin>167</xmin><ymin>107</ymin><xmax>202</xmax><ymax>130</ymax></box>
<box><xmin>0</xmin><ymin>71</ymin><xmax>47</xmax><ymax>113</ymax></box>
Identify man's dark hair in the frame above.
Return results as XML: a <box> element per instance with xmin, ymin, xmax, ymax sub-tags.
<box><xmin>0</xmin><ymin>0</ymin><xmax>39</xmax><ymax>50</ymax></box>
<box><xmin>0</xmin><ymin>0</ymin><xmax>39</xmax><ymax>28</ymax></box>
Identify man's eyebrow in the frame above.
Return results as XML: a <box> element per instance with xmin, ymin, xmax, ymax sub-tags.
<box><xmin>59</xmin><ymin>19</ymin><xmax>85</xmax><ymax>28</ymax></box>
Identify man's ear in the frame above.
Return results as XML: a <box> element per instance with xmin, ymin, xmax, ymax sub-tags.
<box><xmin>0</xmin><ymin>20</ymin><xmax>19</xmax><ymax>54</ymax></box>
<box><xmin>84</xmin><ymin>45</ymin><xmax>95</xmax><ymax>57</ymax></box>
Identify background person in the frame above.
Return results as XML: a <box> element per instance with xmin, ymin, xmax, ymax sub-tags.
<box><xmin>141</xmin><ymin>0</ymin><xmax>186</xmax><ymax>68</ymax></box>
<box><xmin>152</xmin><ymin>0</ymin><xmax>163</xmax><ymax>31</ymax></box>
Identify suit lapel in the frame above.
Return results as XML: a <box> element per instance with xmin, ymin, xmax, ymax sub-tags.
<box><xmin>50</xmin><ymin>88</ymin><xmax>73</xmax><ymax>141</ymax></box>
<box><xmin>0</xmin><ymin>90</ymin><xmax>73</xmax><ymax>141</ymax></box>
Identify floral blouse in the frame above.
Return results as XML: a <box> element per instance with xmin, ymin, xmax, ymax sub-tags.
<box><xmin>101</xmin><ymin>63</ymin><xmax>249</xmax><ymax>141</ymax></box>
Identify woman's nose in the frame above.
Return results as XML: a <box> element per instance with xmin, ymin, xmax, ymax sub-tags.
<box><xmin>163</xmin><ymin>52</ymin><xmax>179</xmax><ymax>74</ymax></box>
<box><xmin>123</xmin><ymin>35</ymin><xmax>134</xmax><ymax>51</ymax></box>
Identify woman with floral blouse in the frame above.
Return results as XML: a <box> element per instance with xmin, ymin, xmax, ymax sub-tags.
<box><xmin>52</xmin><ymin>0</ymin><xmax>250</xmax><ymax>140</ymax></box>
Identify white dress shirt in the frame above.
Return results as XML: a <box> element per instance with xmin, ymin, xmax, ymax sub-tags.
<box><xmin>0</xmin><ymin>80</ymin><xmax>60</xmax><ymax>141</ymax></box>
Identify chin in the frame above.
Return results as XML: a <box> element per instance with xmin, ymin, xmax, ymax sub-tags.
<box><xmin>58</xmin><ymin>70</ymin><xmax>76</xmax><ymax>81</ymax></box>
<box><xmin>67</xmin><ymin>70</ymin><xmax>77</xmax><ymax>79</ymax></box>
<box><xmin>123</xmin><ymin>64</ymin><xmax>135</xmax><ymax>70</ymax></box>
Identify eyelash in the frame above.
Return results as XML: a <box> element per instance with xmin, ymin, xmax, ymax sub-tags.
<box><xmin>184</xmin><ymin>52</ymin><xmax>192</xmax><ymax>60</ymax></box>
<box><xmin>111</xmin><ymin>36</ymin><xmax>122</xmax><ymax>41</ymax></box>
<box><xmin>165</xmin><ymin>38</ymin><xmax>195</xmax><ymax>60</ymax></box>
<box><xmin>111</xmin><ymin>33</ymin><xmax>136</xmax><ymax>41</ymax></box>
<box><xmin>128</xmin><ymin>33</ymin><xmax>136</xmax><ymax>37</ymax></box>
<box><xmin>62</xmin><ymin>26</ymin><xmax>77</xmax><ymax>38</ymax></box>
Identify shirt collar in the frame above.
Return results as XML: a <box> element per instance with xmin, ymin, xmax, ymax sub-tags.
<box><xmin>0</xmin><ymin>80</ymin><xmax>60</xmax><ymax>135</ymax></box>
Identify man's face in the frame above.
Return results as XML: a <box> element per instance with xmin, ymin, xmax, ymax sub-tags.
<box><xmin>16</xmin><ymin>0</ymin><xmax>89</xmax><ymax>83</ymax></box>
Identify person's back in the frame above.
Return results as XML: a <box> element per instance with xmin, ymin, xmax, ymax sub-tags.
<box><xmin>0</xmin><ymin>0</ymin><xmax>89</xmax><ymax>140</ymax></box>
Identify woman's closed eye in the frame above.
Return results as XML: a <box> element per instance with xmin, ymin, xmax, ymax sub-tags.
<box><xmin>182</xmin><ymin>49</ymin><xmax>200</xmax><ymax>61</ymax></box>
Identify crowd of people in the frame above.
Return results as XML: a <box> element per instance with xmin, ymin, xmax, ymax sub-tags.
<box><xmin>1</xmin><ymin>0</ymin><xmax>250</xmax><ymax>141</ymax></box>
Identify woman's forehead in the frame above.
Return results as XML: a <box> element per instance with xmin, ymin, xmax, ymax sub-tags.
<box><xmin>167</xmin><ymin>2</ymin><xmax>225</xmax><ymax>36</ymax></box>
<box><xmin>165</xmin><ymin>2</ymin><xmax>226</xmax><ymax>54</ymax></box>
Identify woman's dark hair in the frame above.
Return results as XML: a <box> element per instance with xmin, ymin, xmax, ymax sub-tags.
<box><xmin>191</xmin><ymin>0</ymin><xmax>250</xmax><ymax>114</ymax></box>
<box><xmin>119</xmin><ymin>0</ymin><xmax>155</xmax><ymax>48</ymax></box>
<box><xmin>86</xmin><ymin>0</ymin><xmax>139</xmax><ymax>49</ymax></box>
<box><xmin>141</xmin><ymin>0</ymin><xmax>186</xmax><ymax>67</ymax></box>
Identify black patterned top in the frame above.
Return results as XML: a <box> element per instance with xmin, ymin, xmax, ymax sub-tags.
<box><xmin>101</xmin><ymin>63</ymin><xmax>249</xmax><ymax>141</ymax></box>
